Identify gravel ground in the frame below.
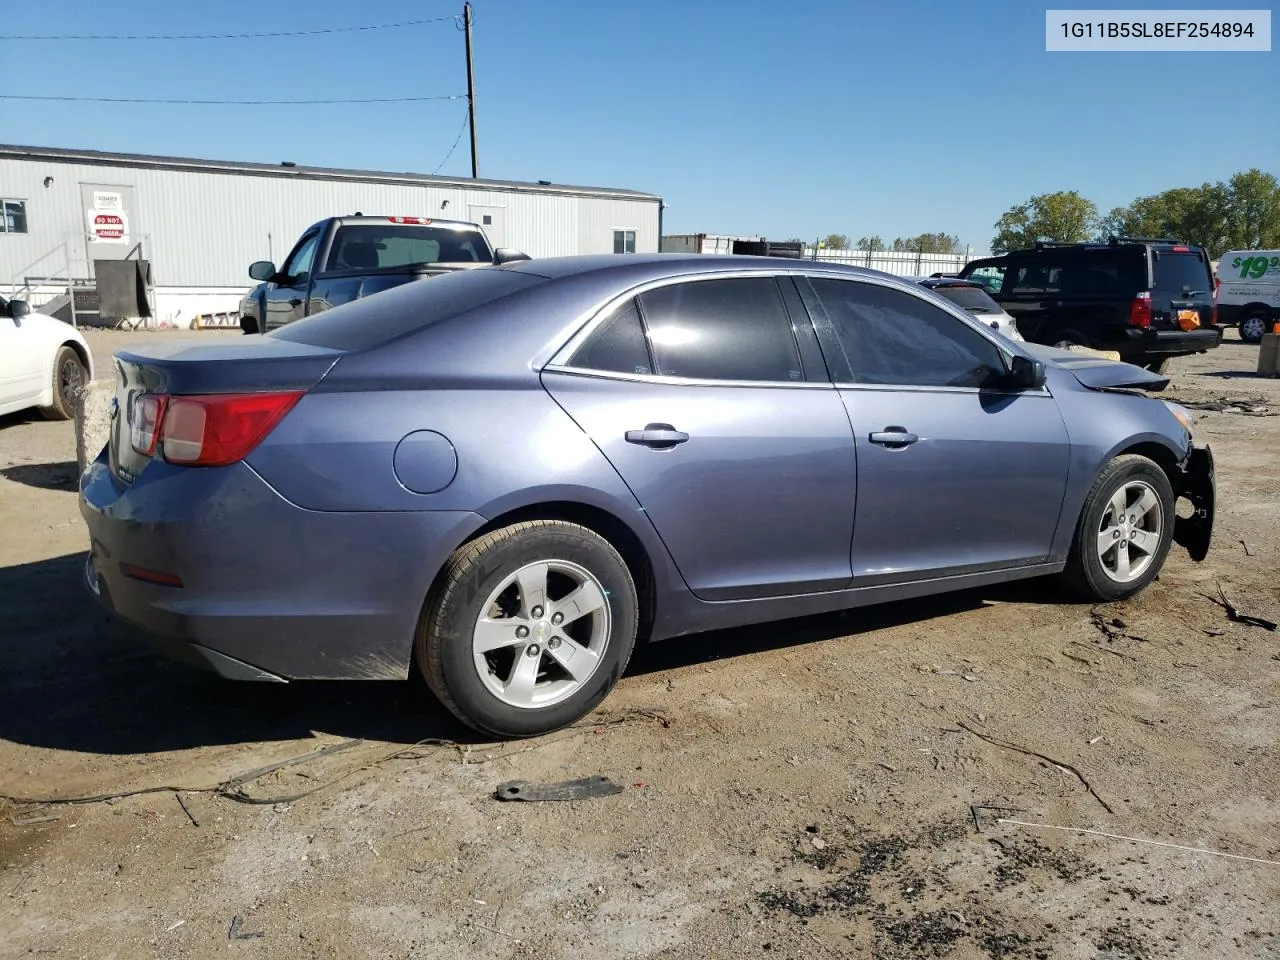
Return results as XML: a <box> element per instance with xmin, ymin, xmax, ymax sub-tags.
<box><xmin>0</xmin><ymin>328</ymin><xmax>1276</xmax><ymax>960</ymax></box>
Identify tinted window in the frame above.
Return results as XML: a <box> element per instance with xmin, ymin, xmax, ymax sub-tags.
<box><xmin>326</xmin><ymin>223</ymin><xmax>493</xmax><ymax>271</ymax></box>
<box><xmin>996</xmin><ymin>251</ymin><xmax>1145</xmax><ymax>298</ymax></box>
<box><xmin>270</xmin><ymin>268</ymin><xmax>548</xmax><ymax>351</ymax></box>
<box><xmin>568</xmin><ymin>299</ymin><xmax>653</xmax><ymax>375</ymax></box>
<box><xmin>810</xmin><ymin>279</ymin><xmax>1006</xmax><ymax>388</ymax></box>
<box><xmin>1153</xmin><ymin>252</ymin><xmax>1213</xmax><ymax>294</ymax></box>
<box><xmin>928</xmin><ymin>285</ymin><xmax>1003</xmax><ymax>314</ymax></box>
<box><xmin>638</xmin><ymin>278</ymin><xmax>803</xmax><ymax>382</ymax></box>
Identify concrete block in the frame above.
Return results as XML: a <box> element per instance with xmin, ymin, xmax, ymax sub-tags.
<box><xmin>75</xmin><ymin>378</ymin><xmax>116</xmax><ymax>476</ymax></box>
<box><xmin>1065</xmin><ymin>345</ymin><xmax>1123</xmax><ymax>362</ymax></box>
<box><xmin>1258</xmin><ymin>334</ymin><xmax>1280</xmax><ymax>377</ymax></box>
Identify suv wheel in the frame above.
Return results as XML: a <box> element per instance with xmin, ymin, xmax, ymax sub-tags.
<box><xmin>415</xmin><ymin>520</ymin><xmax>639</xmax><ymax>738</ymax></box>
<box><xmin>1061</xmin><ymin>455</ymin><xmax>1176</xmax><ymax>602</ymax></box>
<box><xmin>1051</xmin><ymin>332</ymin><xmax>1087</xmax><ymax>350</ymax></box>
<box><xmin>1239</xmin><ymin>312</ymin><xmax>1269</xmax><ymax>344</ymax></box>
<box><xmin>1142</xmin><ymin>358</ymin><xmax>1171</xmax><ymax>375</ymax></box>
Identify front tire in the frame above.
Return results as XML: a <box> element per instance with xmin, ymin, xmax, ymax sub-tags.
<box><xmin>1062</xmin><ymin>455</ymin><xmax>1176</xmax><ymax>601</ymax></box>
<box><xmin>39</xmin><ymin>345</ymin><xmax>87</xmax><ymax>421</ymax></box>
<box><xmin>415</xmin><ymin>520</ymin><xmax>638</xmax><ymax>738</ymax></box>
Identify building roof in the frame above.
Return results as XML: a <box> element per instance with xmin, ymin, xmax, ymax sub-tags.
<box><xmin>0</xmin><ymin>143</ymin><xmax>662</xmax><ymax>203</ymax></box>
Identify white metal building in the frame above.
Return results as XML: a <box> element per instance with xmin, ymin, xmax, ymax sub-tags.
<box><xmin>0</xmin><ymin>144</ymin><xmax>662</xmax><ymax>326</ymax></box>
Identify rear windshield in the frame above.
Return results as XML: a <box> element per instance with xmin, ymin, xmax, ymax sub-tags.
<box><xmin>324</xmin><ymin>223</ymin><xmax>494</xmax><ymax>272</ymax></box>
<box><xmin>269</xmin><ymin>268</ymin><xmax>548</xmax><ymax>352</ymax></box>
<box><xmin>1153</xmin><ymin>251</ymin><xmax>1213</xmax><ymax>294</ymax></box>
<box><xmin>928</xmin><ymin>285</ymin><xmax>1002</xmax><ymax>314</ymax></box>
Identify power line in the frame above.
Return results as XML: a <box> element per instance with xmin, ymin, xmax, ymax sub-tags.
<box><xmin>8</xmin><ymin>16</ymin><xmax>459</xmax><ymax>41</ymax></box>
<box><xmin>431</xmin><ymin>110</ymin><xmax>472</xmax><ymax>175</ymax></box>
<box><xmin>1</xmin><ymin>94</ymin><xmax>464</xmax><ymax>106</ymax></box>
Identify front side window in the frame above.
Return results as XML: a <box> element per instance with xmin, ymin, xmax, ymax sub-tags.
<box><xmin>637</xmin><ymin>278</ymin><xmax>803</xmax><ymax>382</ymax></box>
<box><xmin>809</xmin><ymin>278</ymin><xmax>1006</xmax><ymax>388</ymax></box>
<box><xmin>613</xmin><ymin>230</ymin><xmax>636</xmax><ymax>254</ymax></box>
<box><xmin>283</xmin><ymin>232</ymin><xmax>321</xmax><ymax>283</ymax></box>
<box><xmin>2</xmin><ymin>199</ymin><xmax>27</xmax><ymax>234</ymax></box>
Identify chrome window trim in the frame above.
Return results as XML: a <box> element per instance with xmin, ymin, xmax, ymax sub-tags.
<box><xmin>542</xmin><ymin>363</ymin><xmax>835</xmax><ymax>390</ymax></box>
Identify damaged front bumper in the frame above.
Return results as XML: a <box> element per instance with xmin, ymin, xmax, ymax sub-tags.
<box><xmin>1173</xmin><ymin>444</ymin><xmax>1215</xmax><ymax>562</ymax></box>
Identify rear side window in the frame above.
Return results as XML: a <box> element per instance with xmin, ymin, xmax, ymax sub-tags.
<box><xmin>325</xmin><ymin>223</ymin><xmax>493</xmax><ymax>272</ymax></box>
<box><xmin>637</xmin><ymin>278</ymin><xmax>803</xmax><ymax>382</ymax></box>
<box><xmin>567</xmin><ymin>299</ymin><xmax>653</xmax><ymax>375</ymax></box>
<box><xmin>1153</xmin><ymin>252</ymin><xmax>1213</xmax><ymax>295</ymax></box>
<box><xmin>809</xmin><ymin>279</ymin><xmax>1006</xmax><ymax>388</ymax></box>
<box><xmin>270</xmin><ymin>268</ymin><xmax>547</xmax><ymax>351</ymax></box>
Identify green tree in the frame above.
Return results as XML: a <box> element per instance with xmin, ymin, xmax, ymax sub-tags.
<box><xmin>892</xmin><ymin>232</ymin><xmax>961</xmax><ymax>255</ymax></box>
<box><xmin>821</xmin><ymin>233</ymin><xmax>850</xmax><ymax>250</ymax></box>
<box><xmin>856</xmin><ymin>235</ymin><xmax>885</xmax><ymax>251</ymax></box>
<box><xmin>992</xmin><ymin>191</ymin><xmax>1099</xmax><ymax>254</ymax></box>
<box><xmin>1223</xmin><ymin>169</ymin><xmax>1280</xmax><ymax>250</ymax></box>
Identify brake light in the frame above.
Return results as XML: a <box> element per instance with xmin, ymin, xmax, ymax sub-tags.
<box><xmin>1129</xmin><ymin>292</ymin><xmax>1152</xmax><ymax>328</ymax></box>
<box><xmin>388</xmin><ymin>216</ymin><xmax>432</xmax><ymax>225</ymax></box>
<box><xmin>1172</xmin><ymin>245</ymin><xmax>1190</xmax><ymax>252</ymax></box>
<box><xmin>129</xmin><ymin>394</ymin><xmax>169</xmax><ymax>456</ymax></box>
<box><xmin>158</xmin><ymin>392</ymin><xmax>304</xmax><ymax>466</ymax></box>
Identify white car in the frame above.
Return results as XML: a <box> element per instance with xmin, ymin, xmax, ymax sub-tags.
<box><xmin>0</xmin><ymin>296</ymin><xmax>95</xmax><ymax>420</ymax></box>
<box><xmin>913</xmin><ymin>277</ymin><xmax>1025</xmax><ymax>341</ymax></box>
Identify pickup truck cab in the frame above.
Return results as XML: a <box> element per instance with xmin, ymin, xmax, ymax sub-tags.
<box><xmin>240</xmin><ymin>215</ymin><xmax>530</xmax><ymax>334</ymax></box>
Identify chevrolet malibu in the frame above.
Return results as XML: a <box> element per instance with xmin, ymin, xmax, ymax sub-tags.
<box><xmin>81</xmin><ymin>255</ymin><xmax>1215</xmax><ymax>737</ymax></box>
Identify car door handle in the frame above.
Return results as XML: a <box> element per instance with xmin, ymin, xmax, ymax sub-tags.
<box><xmin>625</xmin><ymin>424</ymin><xmax>689</xmax><ymax>449</ymax></box>
<box><xmin>869</xmin><ymin>427</ymin><xmax>919</xmax><ymax>448</ymax></box>
<box><xmin>289</xmin><ymin>298</ymin><xmax>302</xmax><ymax>307</ymax></box>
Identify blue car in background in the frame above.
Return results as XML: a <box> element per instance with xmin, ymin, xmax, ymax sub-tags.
<box><xmin>80</xmin><ymin>255</ymin><xmax>1215</xmax><ymax>737</ymax></box>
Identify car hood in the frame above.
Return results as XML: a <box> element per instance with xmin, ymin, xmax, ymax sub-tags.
<box><xmin>1022</xmin><ymin>342</ymin><xmax>1169</xmax><ymax>391</ymax></box>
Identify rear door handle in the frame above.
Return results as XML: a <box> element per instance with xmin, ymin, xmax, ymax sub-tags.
<box><xmin>869</xmin><ymin>427</ymin><xmax>919</xmax><ymax>448</ymax></box>
<box><xmin>289</xmin><ymin>298</ymin><xmax>303</xmax><ymax>307</ymax></box>
<box><xmin>625</xmin><ymin>423</ymin><xmax>689</xmax><ymax>449</ymax></box>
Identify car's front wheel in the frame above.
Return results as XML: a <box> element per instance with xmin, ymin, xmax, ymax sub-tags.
<box><xmin>415</xmin><ymin>520</ymin><xmax>638</xmax><ymax>738</ymax></box>
<box><xmin>1062</xmin><ymin>454</ymin><xmax>1176</xmax><ymax>601</ymax></box>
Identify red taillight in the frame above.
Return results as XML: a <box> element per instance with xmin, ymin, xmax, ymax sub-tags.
<box><xmin>129</xmin><ymin>394</ymin><xmax>169</xmax><ymax>456</ymax></box>
<box><xmin>121</xmin><ymin>563</ymin><xmax>184</xmax><ymax>588</ymax></box>
<box><xmin>158</xmin><ymin>391</ymin><xmax>304</xmax><ymax>466</ymax></box>
<box><xmin>1129</xmin><ymin>292</ymin><xmax>1152</xmax><ymax>329</ymax></box>
<box><xmin>1172</xmin><ymin>245</ymin><xmax>1190</xmax><ymax>252</ymax></box>
<box><xmin>387</xmin><ymin>216</ymin><xmax>432</xmax><ymax>225</ymax></box>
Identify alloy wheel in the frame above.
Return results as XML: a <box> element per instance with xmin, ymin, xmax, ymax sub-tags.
<box><xmin>471</xmin><ymin>559</ymin><xmax>611</xmax><ymax>709</ymax></box>
<box><xmin>1096</xmin><ymin>480</ymin><xmax>1163</xmax><ymax>583</ymax></box>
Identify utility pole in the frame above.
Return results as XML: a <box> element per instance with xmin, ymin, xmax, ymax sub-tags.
<box><xmin>464</xmin><ymin>2</ymin><xmax>479</xmax><ymax>178</ymax></box>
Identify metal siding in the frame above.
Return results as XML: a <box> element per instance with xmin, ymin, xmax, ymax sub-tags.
<box><xmin>1</xmin><ymin>156</ymin><xmax>661</xmax><ymax>288</ymax></box>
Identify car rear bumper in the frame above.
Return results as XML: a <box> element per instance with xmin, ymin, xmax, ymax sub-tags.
<box><xmin>79</xmin><ymin>451</ymin><xmax>485</xmax><ymax>680</ymax></box>
<box><xmin>1105</xmin><ymin>328</ymin><xmax>1223</xmax><ymax>357</ymax></box>
<box><xmin>1172</xmin><ymin>444</ymin><xmax>1214</xmax><ymax>562</ymax></box>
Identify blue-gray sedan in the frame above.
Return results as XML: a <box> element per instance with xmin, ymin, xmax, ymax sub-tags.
<box><xmin>80</xmin><ymin>254</ymin><xmax>1215</xmax><ymax>736</ymax></box>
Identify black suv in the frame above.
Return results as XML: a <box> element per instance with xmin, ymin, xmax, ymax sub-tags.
<box><xmin>958</xmin><ymin>237</ymin><xmax>1222</xmax><ymax>371</ymax></box>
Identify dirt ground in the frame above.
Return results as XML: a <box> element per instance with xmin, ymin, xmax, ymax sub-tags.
<box><xmin>1</xmin><ymin>328</ymin><xmax>1276</xmax><ymax>960</ymax></box>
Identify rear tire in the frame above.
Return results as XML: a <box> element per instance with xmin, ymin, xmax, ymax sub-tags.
<box><xmin>1239</xmin><ymin>311</ymin><xmax>1269</xmax><ymax>344</ymax></box>
<box><xmin>1061</xmin><ymin>455</ymin><xmax>1176</xmax><ymax>602</ymax></box>
<box><xmin>38</xmin><ymin>345</ymin><xmax>86</xmax><ymax>421</ymax></box>
<box><xmin>1050</xmin><ymin>331</ymin><xmax>1087</xmax><ymax>350</ymax></box>
<box><xmin>415</xmin><ymin>520</ymin><xmax>638</xmax><ymax>738</ymax></box>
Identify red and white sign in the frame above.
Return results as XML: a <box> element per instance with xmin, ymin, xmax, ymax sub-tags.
<box><xmin>88</xmin><ymin>210</ymin><xmax>128</xmax><ymax>243</ymax></box>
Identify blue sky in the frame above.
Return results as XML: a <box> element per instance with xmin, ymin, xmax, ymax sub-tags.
<box><xmin>3</xmin><ymin>1</ymin><xmax>1276</xmax><ymax>253</ymax></box>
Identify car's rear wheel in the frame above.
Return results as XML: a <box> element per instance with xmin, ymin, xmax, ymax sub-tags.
<box><xmin>39</xmin><ymin>345</ymin><xmax>87</xmax><ymax>421</ymax></box>
<box><xmin>1239</xmin><ymin>312</ymin><xmax>1269</xmax><ymax>344</ymax></box>
<box><xmin>415</xmin><ymin>520</ymin><xmax>638</xmax><ymax>737</ymax></box>
<box><xmin>1062</xmin><ymin>454</ymin><xmax>1176</xmax><ymax>601</ymax></box>
<box><xmin>1051</xmin><ymin>331</ymin><xmax>1087</xmax><ymax>350</ymax></box>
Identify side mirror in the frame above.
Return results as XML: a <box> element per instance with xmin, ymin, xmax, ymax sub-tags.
<box><xmin>249</xmin><ymin>260</ymin><xmax>278</xmax><ymax>282</ymax></box>
<box><xmin>1009</xmin><ymin>354</ymin><xmax>1047</xmax><ymax>390</ymax></box>
<box><xmin>493</xmin><ymin>248</ymin><xmax>532</xmax><ymax>265</ymax></box>
<box><xmin>8</xmin><ymin>299</ymin><xmax>31</xmax><ymax>319</ymax></box>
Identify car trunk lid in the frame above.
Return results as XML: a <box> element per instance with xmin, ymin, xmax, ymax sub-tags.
<box><xmin>109</xmin><ymin>338</ymin><xmax>340</xmax><ymax>484</ymax></box>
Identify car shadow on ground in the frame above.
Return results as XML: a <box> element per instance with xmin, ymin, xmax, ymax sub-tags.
<box><xmin>0</xmin><ymin>552</ymin><xmax>1077</xmax><ymax>758</ymax></box>
<box><xmin>1</xmin><ymin>460</ymin><xmax>79</xmax><ymax>491</ymax></box>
